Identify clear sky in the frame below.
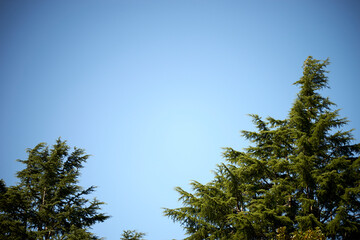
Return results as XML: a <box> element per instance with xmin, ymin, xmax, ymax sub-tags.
<box><xmin>1</xmin><ymin>0</ymin><xmax>359</xmax><ymax>239</ymax></box>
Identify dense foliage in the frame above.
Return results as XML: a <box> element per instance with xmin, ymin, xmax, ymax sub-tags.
<box><xmin>276</xmin><ymin>227</ymin><xmax>326</xmax><ymax>240</ymax></box>
<box><xmin>0</xmin><ymin>139</ymin><xmax>109</xmax><ymax>240</ymax></box>
<box><xmin>164</xmin><ymin>57</ymin><xmax>360</xmax><ymax>239</ymax></box>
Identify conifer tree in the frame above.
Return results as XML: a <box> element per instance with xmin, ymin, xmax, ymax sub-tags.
<box><xmin>164</xmin><ymin>57</ymin><xmax>360</xmax><ymax>239</ymax></box>
<box><xmin>0</xmin><ymin>139</ymin><xmax>109</xmax><ymax>239</ymax></box>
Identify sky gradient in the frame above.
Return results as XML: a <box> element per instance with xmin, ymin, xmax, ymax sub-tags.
<box><xmin>1</xmin><ymin>1</ymin><xmax>360</xmax><ymax>239</ymax></box>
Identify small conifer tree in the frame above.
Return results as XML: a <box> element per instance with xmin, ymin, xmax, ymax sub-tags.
<box><xmin>164</xmin><ymin>57</ymin><xmax>360</xmax><ymax>239</ymax></box>
<box><xmin>120</xmin><ymin>229</ymin><xmax>146</xmax><ymax>240</ymax></box>
<box><xmin>0</xmin><ymin>138</ymin><xmax>109</xmax><ymax>239</ymax></box>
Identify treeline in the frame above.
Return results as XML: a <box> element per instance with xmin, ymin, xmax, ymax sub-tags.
<box><xmin>1</xmin><ymin>57</ymin><xmax>359</xmax><ymax>239</ymax></box>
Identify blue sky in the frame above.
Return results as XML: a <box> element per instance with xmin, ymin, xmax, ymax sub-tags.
<box><xmin>1</xmin><ymin>1</ymin><xmax>359</xmax><ymax>239</ymax></box>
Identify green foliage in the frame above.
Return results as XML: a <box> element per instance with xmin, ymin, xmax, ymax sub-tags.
<box><xmin>276</xmin><ymin>226</ymin><xmax>326</xmax><ymax>240</ymax></box>
<box><xmin>164</xmin><ymin>57</ymin><xmax>360</xmax><ymax>239</ymax></box>
<box><xmin>120</xmin><ymin>230</ymin><xmax>146</xmax><ymax>240</ymax></box>
<box><xmin>0</xmin><ymin>139</ymin><xmax>109</xmax><ymax>239</ymax></box>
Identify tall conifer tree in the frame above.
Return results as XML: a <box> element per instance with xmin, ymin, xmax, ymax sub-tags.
<box><xmin>164</xmin><ymin>57</ymin><xmax>360</xmax><ymax>239</ymax></box>
<box><xmin>0</xmin><ymin>139</ymin><xmax>109</xmax><ymax>239</ymax></box>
